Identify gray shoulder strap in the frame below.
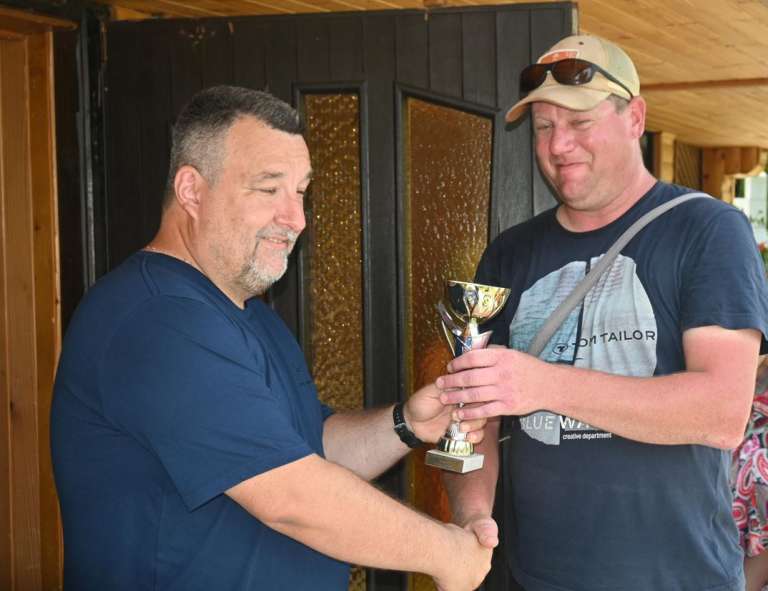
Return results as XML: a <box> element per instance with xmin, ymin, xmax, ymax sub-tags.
<box><xmin>527</xmin><ymin>192</ymin><xmax>710</xmax><ymax>358</ymax></box>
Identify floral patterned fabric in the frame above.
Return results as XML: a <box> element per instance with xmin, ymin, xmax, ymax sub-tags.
<box><xmin>732</xmin><ymin>359</ymin><xmax>768</xmax><ymax>557</ymax></box>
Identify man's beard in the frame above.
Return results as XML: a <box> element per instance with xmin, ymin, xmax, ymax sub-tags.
<box><xmin>236</xmin><ymin>230</ymin><xmax>298</xmax><ymax>296</ymax></box>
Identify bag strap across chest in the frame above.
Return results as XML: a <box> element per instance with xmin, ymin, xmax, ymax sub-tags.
<box><xmin>527</xmin><ymin>191</ymin><xmax>710</xmax><ymax>358</ymax></box>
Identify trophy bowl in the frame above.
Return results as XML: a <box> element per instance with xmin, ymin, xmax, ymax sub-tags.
<box><xmin>446</xmin><ymin>280</ymin><xmax>511</xmax><ymax>325</ymax></box>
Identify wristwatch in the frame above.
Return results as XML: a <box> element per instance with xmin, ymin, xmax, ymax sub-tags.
<box><xmin>393</xmin><ymin>402</ymin><xmax>424</xmax><ymax>448</ymax></box>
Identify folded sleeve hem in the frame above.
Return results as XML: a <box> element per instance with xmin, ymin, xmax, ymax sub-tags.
<box><xmin>180</xmin><ymin>444</ymin><xmax>315</xmax><ymax>511</ymax></box>
<box><xmin>681</xmin><ymin>314</ymin><xmax>768</xmax><ymax>336</ymax></box>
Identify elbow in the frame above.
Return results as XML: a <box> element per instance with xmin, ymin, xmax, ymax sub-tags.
<box><xmin>707</xmin><ymin>417</ymin><xmax>748</xmax><ymax>450</ymax></box>
<box><xmin>255</xmin><ymin>490</ymin><xmax>307</xmax><ymax>530</ymax></box>
<box><xmin>709</xmin><ymin>430</ymin><xmax>745</xmax><ymax>451</ymax></box>
<box><xmin>702</xmin><ymin>389</ymin><xmax>751</xmax><ymax>450</ymax></box>
<box><xmin>226</xmin><ymin>475</ymin><xmax>308</xmax><ymax>532</ymax></box>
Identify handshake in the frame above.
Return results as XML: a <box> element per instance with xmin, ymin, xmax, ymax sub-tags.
<box><xmin>386</xmin><ymin>378</ymin><xmax>497</xmax><ymax>591</ymax></box>
<box><xmin>430</xmin><ymin>516</ymin><xmax>498</xmax><ymax>591</ymax></box>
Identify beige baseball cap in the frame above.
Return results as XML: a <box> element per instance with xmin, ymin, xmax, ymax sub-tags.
<box><xmin>505</xmin><ymin>34</ymin><xmax>640</xmax><ymax>123</ymax></box>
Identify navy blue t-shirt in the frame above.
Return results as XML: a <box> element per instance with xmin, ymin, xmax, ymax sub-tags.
<box><xmin>51</xmin><ymin>252</ymin><xmax>349</xmax><ymax>590</ymax></box>
<box><xmin>476</xmin><ymin>182</ymin><xmax>768</xmax><ymax>591</ymax></box>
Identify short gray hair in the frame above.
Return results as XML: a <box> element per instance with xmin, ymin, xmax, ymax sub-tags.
<box><xmin>163</xmin><ymin>85</ymin><xmax>303</xmax><ymax>206</ymax></box>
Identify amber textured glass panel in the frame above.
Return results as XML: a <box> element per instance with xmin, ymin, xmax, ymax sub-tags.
<box><xmin>403</xmin><ymin>98</ymin><xmax>492</xmax><ymax>591</ymax></box>
<box><xmin>303</xmin><ymin>93</ymin><xmax>365</xmax><ymax>591</ymax></box>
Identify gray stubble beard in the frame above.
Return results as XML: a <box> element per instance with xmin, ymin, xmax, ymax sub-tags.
<box><xmin>236</xmin><ymin>233</ymin><xmax>297</xmax><ymax>296</ymax></box>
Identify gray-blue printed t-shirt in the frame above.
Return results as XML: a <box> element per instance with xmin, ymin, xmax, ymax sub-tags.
<box><xmin>476</xmin><ymin>182</ymin><xmax>768</xmax><ymax>591</ymax></box>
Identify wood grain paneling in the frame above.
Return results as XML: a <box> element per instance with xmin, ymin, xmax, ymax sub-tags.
<box><xmin>297</xmin><ymin>18</ymin><xmax>330</xmax><ymax>81</ymax></box>
<box><xmin>1</xmin><ymin>37</ymin><xmax>43</xmax><ymax>591</ymax></box>
<box><xmin>530</xmin><ymin>6</ymin><xmax>573</xmax><ymax>215</ymax></box>
<box><xmin>653</xmin><ymin>131</ymin><xmax>676</xmax><ymax>183</ymax></box>
<box><xmin>0</xmin><ymin>27</ymin><xmax>62</xmax><ymax>591</ymax></box>
<box><xmin>26</xmin><ymin>30</ymin><xmax>63</xmax><ymax>591</ymax></box>
<box><xmin>329</xmin><ymin>17</ymin><xmax>364</xmax><ymax>80</ymax></box>
<box><xmin>428</xmin><ymin>13</ymin><xmax>462</xmax><ymax>97</ymax></box>
<box><xmin>675</xmin><ymin>141</ymin><xmax>702</xmax><ymax>190</ymax></box>
<box><xmin>137</xmin><ymin>26</ymin><xmax>171</xmax><ymax>245</ymax></box>
<box><xmin>104</xmin><ymin>26</ymin><xmax>147</xmax><ymax>269</ymax></box>
<box><xmin>52</xmin><ymin>28</ymin><xmax>84</xmax><ymax>352</ymax></box>
<box><xmin>0</xmin><ymin>5</ymin><xmax>74</xmax><ymax>33</ymax></box>
<box><xmin>0</xmin><ymin>40</ymin><xmax>11</xmax><ymax>585</ymax></box>
<box><xmin>99</xmin><ymin>0</ymin><xmax>768</xmax><ymax>149</ymax></box>
<box><xmin>576</xmin><ymin>0</ymin><xmax>768</xmax><ymax>149</ymax></box>
<box><xmin>395</xmin><ymin>13</ymin><xmax>428</xmax><ymax>87</ymax></box>
<box><xmin>494</xmin><ymin>7</ymin><xmax>533</xmax><ymax>232</ymax></box>
<box><xmin>461</xmin><ymin>10</ymin><xmax>495</xmax><ymax>106</ymax></box>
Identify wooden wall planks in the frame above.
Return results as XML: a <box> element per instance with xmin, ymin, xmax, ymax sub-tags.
<box><xmin>0</xmin><ymin>39</ymin><xmax>14</xmax><ymax>591</ymax></box>
<box><xmin>577</xmin><ymin>0</ymin><xmax>768</xmax><ymax>148</ymax></box>
<box><xmin>27</xmin><ymin>30</ymin><xmax>64</xmax><ymax>591</ymax></box>
<box><xmin>99</xmin><ymin>0</ymin><xmax>768</xmax><ymax>149</ymax></box>
<box><xmin>0</xmin><ymin>29</ymin><xmax>62</xmax><ymax>591</ymax></box>
<box><xmin>1</xmin><ymin>36</ymin><xmax>43</xmax><ymax>591</ymax></box>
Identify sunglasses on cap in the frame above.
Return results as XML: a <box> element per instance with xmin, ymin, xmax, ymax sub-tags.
<box><xmin>520</xmin><ymin>58</ymin><xmax>634</xmax><ymax>99</ymax></box>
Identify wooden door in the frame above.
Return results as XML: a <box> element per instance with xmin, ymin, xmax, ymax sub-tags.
<box><xmin>0</xmin><ymin>6</ymin><xmax>71</xmax><ymax>591</ymax></box>
<box><xmin>99</xmin><ymin>5</ymin><xmax>574</xmax><ymax>590</ymax></box>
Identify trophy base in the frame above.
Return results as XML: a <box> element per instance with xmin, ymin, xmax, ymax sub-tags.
<box><xmin>424</xmin><ymin>449</ymin><xmax>484</xmax><ymax>473</ymax></box>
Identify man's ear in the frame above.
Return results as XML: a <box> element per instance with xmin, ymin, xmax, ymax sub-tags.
<box><xmin>627</xmin><ymin>96</ymin><xmax>647</xmax><ymax>140</ymax></box>
<box><xmin>174</xmin><ymin>165</ymin><xmax>205</xmax><ymax>219</ymax></box>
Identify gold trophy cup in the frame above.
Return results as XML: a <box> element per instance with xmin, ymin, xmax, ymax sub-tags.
<box><xmin>425</xmin><ymin>280</ymin><xmax>511</xmax><ymax>473</ymax></box>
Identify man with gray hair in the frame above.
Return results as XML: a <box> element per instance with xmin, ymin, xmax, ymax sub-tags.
<box><xmin>51</xmin><ymin>86</ymin><xmax>494</xmax><ymax>591</ymax></box>
<box><xmin>441</xmin><ymin>35</ymin><xmax>768</xmax><ymax>590</ymax></box>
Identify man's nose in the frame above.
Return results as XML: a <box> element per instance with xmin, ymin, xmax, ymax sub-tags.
<box><xmin>276</xmin><ymin>194</ymin><xmax>306</xmax><ymax>233</ymax></box>
<box><xmin>549</xmin><ymin>125</ymin><xmax>574</xmax><ymax>155</ymax></box>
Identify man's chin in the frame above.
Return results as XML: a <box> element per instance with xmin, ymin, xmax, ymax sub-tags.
<box><xmin>555</xmin><ymin>183</ymin><xmax>591</xmax><ymax>206</ymax></box>
<box><xmin>239</xmin><ymin>260</ymin><xmax>289</xmax><ymax>296</ymax></box>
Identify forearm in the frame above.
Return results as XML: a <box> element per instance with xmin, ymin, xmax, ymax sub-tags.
<box><xmin>543</xmin><ymin>362</ymin><xmax>753</xmax><ymax>448</ymax></box>
<box><xmin>323</xmin><ymin>383</ymin><xmax>460</xmax><ymax>480</ymax></box>
<box><xmin>447</xmin><ymin>327</ymin><xmax>760</xmax><ymax>450</ymax></box>
<box><xmin>443</xmin><ymin>418</ymin><xmax>500</xmax><ymax>526</ymax></box>
<box><xmin>228</xmin><ymin>455</ymin><xmax>469</xmax><ymax>579</ymax></box>
<box><xmin>273</xmin><ymin>459</ymin><xmax>455</xmax><ymax>574</ymax></box>
<box><xmin>322</xmin><ymin>406</ymin><xmax>409</xmax><ymax>480</ymax></box>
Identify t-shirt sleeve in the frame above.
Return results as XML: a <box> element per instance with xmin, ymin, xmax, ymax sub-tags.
<box><xmin>320</xmin><ymin>403</ymin><xmax>335</xmax><ymax>421</ymax></box>
<box><xmin>681</xmin><ymin>206</ymin><xmax>768</xmax><ymax>350</ymax></box>
<box><xmin>99</xmin><ymin>296</ymin><xmax>315</xmax><ymax>510</ymax></box>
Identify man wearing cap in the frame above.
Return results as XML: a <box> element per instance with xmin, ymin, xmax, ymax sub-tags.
<box><xmin>440</xmin><ymin>34</ymin><xmax>768</xmax><ymax>590</ymax></box>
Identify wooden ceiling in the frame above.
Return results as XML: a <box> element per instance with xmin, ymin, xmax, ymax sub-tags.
<box><xmin>99</xmin><ymin>0</ymin><xmax>768</xmax><ymax>150</ymax></box>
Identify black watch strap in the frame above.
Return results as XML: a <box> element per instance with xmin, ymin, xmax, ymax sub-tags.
<box><xmin>393</xmin><ymin>402</ymin><xmax>424</xmax><ymax>448</ymax></box>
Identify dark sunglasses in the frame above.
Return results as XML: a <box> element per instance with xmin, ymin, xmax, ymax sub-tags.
<box><xmin>520</xmin><ymin>58</ymin><xmax>634</xmax><ymax>99</ymax></box>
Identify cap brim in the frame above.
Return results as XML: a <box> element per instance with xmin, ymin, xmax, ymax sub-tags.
<box><xmin>505</xmin><ymin>85</ymin><xmax>612</xmax><ymax>123</ymax></box>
